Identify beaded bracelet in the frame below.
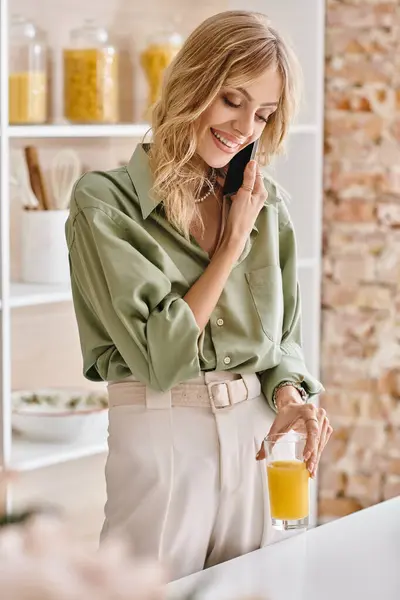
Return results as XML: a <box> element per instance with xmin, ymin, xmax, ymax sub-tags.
<box><xmin>272</xmin><ymin>381</ymin><xmax>308</xmax><ymax>411</ymax></box>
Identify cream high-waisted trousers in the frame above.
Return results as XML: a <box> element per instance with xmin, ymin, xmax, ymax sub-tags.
<box><xmin>100</xmin><ymin>371</ymin><xmax>281</xmax><ymax>581</ymax></box>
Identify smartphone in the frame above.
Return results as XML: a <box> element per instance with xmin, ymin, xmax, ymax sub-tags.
<box><xmin>222</xmin><ymin>139</ymin><xmax>259</xmax><ymax>197</ymax></box>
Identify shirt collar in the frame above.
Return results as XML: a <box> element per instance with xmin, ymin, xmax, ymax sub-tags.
<box><xmin>126</xmin><ymin>143</ymin><xmax>162</xmax><ymax>219</ymax></box>
<box><xmin>127</xmin><ymin>143</ymin><xmax>274</xmax><ymax>225</ymax></box>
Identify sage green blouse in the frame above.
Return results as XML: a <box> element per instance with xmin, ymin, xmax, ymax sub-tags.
<box><xmin>65</xmin><ymin>144</ymin><xmax>323</xmax><ymax>410</ymax></box>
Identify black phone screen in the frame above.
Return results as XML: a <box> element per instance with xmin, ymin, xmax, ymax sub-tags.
<box><xmin>222</xmin><ymin>141</ymin><xmax>258</xmax><ymax>197</ymax></box>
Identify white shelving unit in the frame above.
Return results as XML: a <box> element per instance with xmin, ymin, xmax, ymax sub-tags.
<box><xmin>2</xmin><ymin>257</ymin><xmax>317</xmax><ymax>311</ymax></box>
<box><xmin>10</xmin><ymin>433</ymin><xmax>108</xmax><ymax>472</ymax></box>
<box><xmin>8</xmin><ymin>123</ymin><xmax>316</xmax><ymax>139</ymax></box>
<box><xmin>3</xmin><ymin>282</ymin><xmax>72</xmax><ymax>309</ymax></box>
<box><xmin>1</xmin><ymin>0</ymin><xmax>325</xmax><ymax>524</ymax></box>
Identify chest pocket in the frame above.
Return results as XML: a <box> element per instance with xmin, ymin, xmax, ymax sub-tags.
<box><xmin>245</xmin><ymin>265</ymin><xmax>284</xmax><ymax>344</ymax></box>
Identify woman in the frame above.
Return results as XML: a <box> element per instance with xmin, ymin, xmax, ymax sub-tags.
<box><xmin>66</xmin><ymin>10</ymin><xmax>332</xmax><ymax>580</ymax></box>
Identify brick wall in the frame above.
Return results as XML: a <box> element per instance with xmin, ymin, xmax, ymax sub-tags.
<box><xmin>319</xmin><ymin>0</ymin><xmax>400</xmax><ymax>522</ymax></box>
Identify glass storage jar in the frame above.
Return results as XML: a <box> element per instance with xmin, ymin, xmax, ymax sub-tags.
<box><xmin>140</xmin><ymin>29</ymin><xmax>183</xmax><ymax>115</ymax></box>
<box><xmin>63</xmin><ymin>20</ymin><xmax>119</xmax><ymax>123</ymax></box>
<box><xmin>9</xmin><ymin>15</ymin><xmax>48</xmax><ymax>124</ymax></box>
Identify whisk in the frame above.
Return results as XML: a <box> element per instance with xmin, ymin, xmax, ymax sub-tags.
<box><xmin>50</xmin><ymin>149</ymin><xmax>81</xmax><ymax>210</ymax></box>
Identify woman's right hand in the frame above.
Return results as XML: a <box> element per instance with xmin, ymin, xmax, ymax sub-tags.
<box><xmin>222</xmin><ymin>160</ymin><xmax>268</xmax><ymax>260</ymax></box>
<box><xmin>184</xmin><ymin>160</ymin><xmax>267</xmax><ymax>333</ymax></box>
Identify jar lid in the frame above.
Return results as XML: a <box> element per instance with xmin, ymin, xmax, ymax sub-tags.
<box><xmin>10</xmin><ymin>14</ymin><xmax>45</xmax><ymax>42</ymax></box>
<box><xmin>146</xmin><ymin>29</ymin><xmax>183</xmax><ymax>48</ymax></box>
<box><xmin>69</xmin><ymin>19</ymin><xmax>112</xmax><ymax>46</ymax></box>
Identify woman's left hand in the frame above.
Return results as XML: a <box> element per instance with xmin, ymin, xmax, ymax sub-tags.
<box><xmin>256</xmin><ymin>386</ymin><xmax>333</xmax><ymax>478</ymax></box>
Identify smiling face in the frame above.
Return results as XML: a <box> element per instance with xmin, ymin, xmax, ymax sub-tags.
<box><xmin>196</xmin><ymin>67</ymin><xmax>282</xmax><ymax>169</ymax></box>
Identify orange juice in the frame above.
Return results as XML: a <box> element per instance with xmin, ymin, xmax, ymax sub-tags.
<box><xmin>267</xmin><ymin>460</ymin><xmax>309</xmax><ymax>520</ymax></box>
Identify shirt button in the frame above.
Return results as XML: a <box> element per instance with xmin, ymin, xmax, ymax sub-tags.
<box><xmin>223</xmin><ymin>356</ymin><xmax>231</xmax><ymax>365</ymax></box>
<box><xmin>217</xmin><ymin>318</ymin><xmax>224</xmax><ymax>326</ymax></box>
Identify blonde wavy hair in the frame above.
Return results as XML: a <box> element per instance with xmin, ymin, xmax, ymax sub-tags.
<box><xmin>149</xmin><ymin>10</ymin><xmax>302</xmax><ymax>237</ymax></box>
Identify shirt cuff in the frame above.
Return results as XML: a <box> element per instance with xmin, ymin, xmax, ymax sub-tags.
<box><xmin>260</xmin><ymin>345</ymin><xmax>324</xmax><ymax>412</ymax></box>
<box><xmin>147</xmin><ymin>296</ymin><xmax>201</xmax><ymax>391</ymax></box>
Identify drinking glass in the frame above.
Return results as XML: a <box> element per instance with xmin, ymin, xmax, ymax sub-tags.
<box><xmin>264</xmin><ymin>431</ymin><xmax>310</xmax><ymax>530</ymax></box>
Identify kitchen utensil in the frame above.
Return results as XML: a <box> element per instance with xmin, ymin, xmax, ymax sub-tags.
<box><xmin>10</xmin><ymin>149</ymin><xmax>39</xmax><ymax>209</ymax></box>
<box><xmin>21</xmin><ymin>208</ymin><xmax>70</xmax><ymax>283</ymax></box>
<box><xmin>24</xmin><ymin>146</ymin><xmax>51</xmax><ymax>210</ymax></box>
<box><xmin>50</xmin><ymin>149</ymin><xmax>81</xmax><ymax>210</ymax></box>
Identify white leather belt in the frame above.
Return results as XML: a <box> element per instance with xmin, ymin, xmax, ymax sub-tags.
<box><xmin>107</xmin><ymin>373</ymin><xmax>261</xmax><ymax>412</ymax></box>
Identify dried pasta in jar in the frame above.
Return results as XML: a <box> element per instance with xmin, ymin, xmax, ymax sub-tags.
<box><xmin>140</xmin><ymin>32</ymin><xmax>182</xmax><ymax>115</ymax></box>
<box><xmin>9</xmin><ymin>16</ymin><xmax>48</xmax><ymax>124</ymax></box>
<box><xmin>63</xmin><ymin>48</ymin><xmax>119</xmax><ymax>123</ymax></box>
<box><xmin>9</xmin><ymin>71</ymin><xmax>47</xmax><ymax>124</ymax></box>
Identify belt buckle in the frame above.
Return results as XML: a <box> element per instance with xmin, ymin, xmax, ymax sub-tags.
<box><xmin>207</xmin><ymin>381</ymin><xmax>232</xmax><ymax>413</ymax></box>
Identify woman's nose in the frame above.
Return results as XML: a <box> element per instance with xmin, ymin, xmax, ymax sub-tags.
<box><xmin>233</xmin><ymin>113</ymin><xmax>254</xmax><ymax>139</ymax></box>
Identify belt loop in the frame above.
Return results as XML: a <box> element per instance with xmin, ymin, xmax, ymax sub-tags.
<box><xmin>203</xmin><ymin>372</ymin><xmax>213</xmax><ymax>385</ymax></box>
<box><xmin>240</xmin><ymin>374</ymin><xmax>251</xmax><ymax>400</ymax></box>
<box><xmin>145</xmin><ymin>387</ymin><xmax>172</xmax><ymax>409</ymax></box>
<box><xmin>241</xmin><ymin>374</ymin><xmax>260</xmax><ymax>400</ymax></box>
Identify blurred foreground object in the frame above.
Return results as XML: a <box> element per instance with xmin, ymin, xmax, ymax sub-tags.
<box><xmin>0</xmin><ymin>511</ymin><xmax>166</xmax><ymax>600</ymax></box>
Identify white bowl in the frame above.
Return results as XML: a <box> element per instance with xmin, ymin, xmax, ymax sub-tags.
<box><xmin>12</xmin><ymin>388</ymin><xmax>109</xmax><ymax>443</ymax></box>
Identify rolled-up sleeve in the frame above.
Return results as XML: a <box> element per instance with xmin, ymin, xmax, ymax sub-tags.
<box><xmin>67</xmin><ymin>194</ymin><xmax>201</xmax><ymax>392</ymax></box>
<box><xmin>260</xmin><ymin>212</ymin><xmax>324</xmax><ymax>410</ymax></box>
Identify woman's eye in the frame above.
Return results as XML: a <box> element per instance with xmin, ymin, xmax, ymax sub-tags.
<box><xmin>223</xmin><ymin>95</ymin><xmax>270</xmax><ymax>124</ymax></box>
<box><xmin>223</xmin><ymin>96</ymin><xmax>241</xmax><ymax>109</ymax></box>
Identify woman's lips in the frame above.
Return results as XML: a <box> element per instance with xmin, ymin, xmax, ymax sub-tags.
<box><xmin>210</xmin><ymin>128</ymin><xmax>242</xmax><ymax>154</ymax></box>
<box><xmin>211</xmin><ymin>128</ymin><xmax>244</xmax><ymax>145</ymax></box>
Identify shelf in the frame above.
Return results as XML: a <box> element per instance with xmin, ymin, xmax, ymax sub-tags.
<box><xmin>10</xmin><ymin>432</ymin><xmax>108</xmax><ymax>472</ymax></box>
<box><xmin>1</xmin><ymin>282</ymin><xmax>72</xmax><ymax>309</ymax></box>
<box><xmin>1</xmin><ymin>262</ymin><xmax>316</xmax><ymax>310</ymax></box>
<box><xmin>8</xmin><ymin>123</ymin><xmax>151</xmax><ymax>139</ymax></box>
<box><xmin>6</xmin><ymin>123</ymin><xmax>317</xmax><ymax>139</ymax></box>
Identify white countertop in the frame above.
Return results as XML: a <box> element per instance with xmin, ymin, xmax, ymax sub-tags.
<box><xmin>168</xmin><ymin>497</ymin><xmax>400</xmax><ymax>600</ymax></box>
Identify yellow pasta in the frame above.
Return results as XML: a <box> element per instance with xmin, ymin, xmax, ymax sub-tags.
<box><xmin>9</xmin><ymin>71</ymin><xmax>47</xmax><ymax>124</ymax></box>
<box><xmin>141</xmin><ymin>44</ymin><xmax>180</xmax><ymax>111</ymax></box>
<box><xmin>63</xmin><ymin>48</ymin><xmax>119</xmax><ymax>123</ymax></box>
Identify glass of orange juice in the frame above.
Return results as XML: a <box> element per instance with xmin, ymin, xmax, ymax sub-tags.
<box><xmin>264</xmin><ymin>432</ymin><xmax>310</xmax><ymax>530</ymax></box>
